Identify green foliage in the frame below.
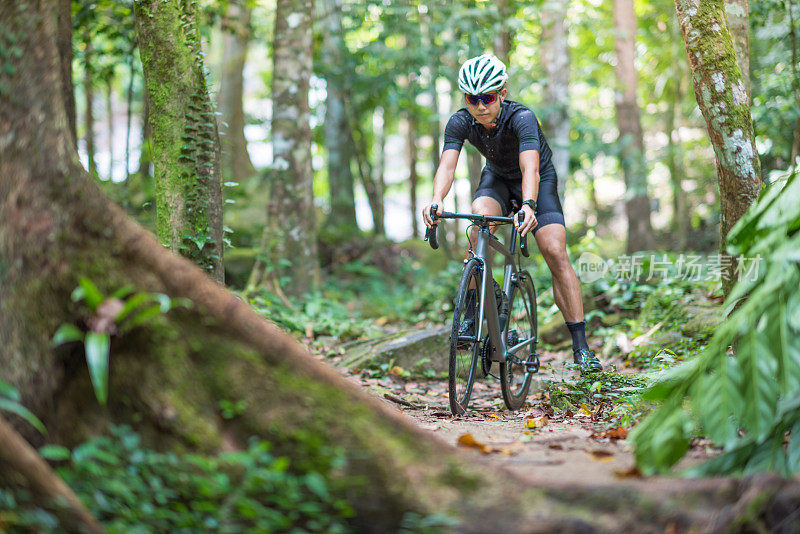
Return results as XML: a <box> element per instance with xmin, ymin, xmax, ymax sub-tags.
<box><xmin>53</xmin><ymin>278</ymin><xmax>189</xmax><ymax>405</ymax></box>
<box><xmin>0</xmin><ymin>380</ymin><xmax>45</xmax><ymax>435</ymax></box>
<box><xmin>0</xmin><ymin>426</ymin><xmax>354</xmax><ymax>533</ymax></box>
<box><xmin>544</xmin><ymin>371</ymin><xmax>652</xmax><ymax>428</ymax></box>
<box><xmin>247</xmin><ymin>249</ymin><xmax>461</xmax><ymax>342</ymax></box>
<box><xmin>632</xmin><ymin>170</ymin><xmax>800</xmax><ymax>475</ymax></box>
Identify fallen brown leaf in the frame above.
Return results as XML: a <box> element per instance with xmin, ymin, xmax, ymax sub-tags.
<box><xmin>589</xmin><ymin>450</ymin><xmax>615</xmax><ymax>462</ymax></box>
<box><xmin>457</xmin><ymin>433</ymin><xmax>491</xmax><ymax>454</ymax></box>
<box><xmin>591</xmin><ymin>427</ymin><xmax>629</xmax><ymax>441</ymax></box>
<box><xmin>525</xmin><ymin>416</ymin><xmax>549</xmax><ymax>429</ymax></box>
<box><xmin>613</xmin><ymin>466</ymin><xmax>642</xmax><ymax>478</ymax></box>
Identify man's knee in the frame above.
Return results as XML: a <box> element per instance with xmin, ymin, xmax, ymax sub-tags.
<box><xmin>472</xmin><ymin>196</ymin><xmax>502</xmax><ymax>216</ymax></box>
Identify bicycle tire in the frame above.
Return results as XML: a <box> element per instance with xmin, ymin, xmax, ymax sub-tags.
<box><xmin>500</xmin><ymin>271</ymin><xmax>538</xmax><ymax>411</ymax></box>
<box><xmin>449</xmin><ymin>258</ymin><xmax>482</xmax><ymax>415</ymax></box>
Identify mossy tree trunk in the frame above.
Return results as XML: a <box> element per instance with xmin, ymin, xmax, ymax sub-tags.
<box><xmin>322</xmin><ymin>0</ymin><xmax>358</xmax><ymax>239</ymax></box>
<box><xmin>133</xmin><ymin>0</ymin><xmax>225</xmax><ymax>283</ymax></box>
<box><xmin>541</xmin><ymin>0</ymin><xmax>571</xmax><ymax>202</ymax></box>
<box><xmin>218</xmin><ymin>0</ymin><xmax>257</xmax><ymax>183</ymax></box>
<box><xmin>2</xmin><ymin>4</ymin><xmax>800</xmax><ymax>531</ymax></box>
<box><xmin>675</xmin><ymin>0</ymin><xmax>762</xmax><ymax>296</ymax></box>
<box><xmin>724</xmin><ymin>0</ymin><xmax>750</xmax><ymax>98</ymax></box>
<box><xmin>137</xmin><ymin>89</ymin><xmax>152</xmax><ymax>179</ymax></box>
<box><xmin>267</xmin><ymin>0</ymin><xmax>319</xmax><ymax>294</ymax></box>
<box><xmin>614</xmin><ymin>0</ymin><xmax>655</xmax><ymax>253</ymax></box>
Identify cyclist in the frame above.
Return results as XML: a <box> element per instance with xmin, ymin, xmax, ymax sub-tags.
<box><xmin>422</xmin><ymin>54</ymin><xmax>603</xmax><ymax>373</ymax></box>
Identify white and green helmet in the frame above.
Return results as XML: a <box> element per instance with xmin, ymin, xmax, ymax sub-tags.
<box><xmin>457</xmin><ymin>54</ymin><xmax>508</xmax><ymax>95</ymax></box>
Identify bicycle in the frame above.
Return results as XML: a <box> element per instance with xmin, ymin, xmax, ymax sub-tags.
<box><xmin>424</xmin><ymin>205</ymin><xmax>539</xmax><ymax>415</ymax></box>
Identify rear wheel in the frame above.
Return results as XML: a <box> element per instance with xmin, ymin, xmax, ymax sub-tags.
<box><xmin>500</xmin><ymin>271</ymin><xmax>538</xmax><ymax>411</ymax></box>
<box><xmin>449</xmin><ymin>259</ymin><xmax>482</xmax><ymax>415</ymax></box>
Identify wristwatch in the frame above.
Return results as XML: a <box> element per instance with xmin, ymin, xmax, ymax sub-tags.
<box><xmin>522</xmin><ymin>199</ymin><xmax>537</xmax><ymax>212</ymax></box>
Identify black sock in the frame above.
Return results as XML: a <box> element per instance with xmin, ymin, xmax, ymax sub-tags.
<box><xmin>566</xmin><ymin>321</ymin><xmax>590</xmax><ymax>351</ymax></box>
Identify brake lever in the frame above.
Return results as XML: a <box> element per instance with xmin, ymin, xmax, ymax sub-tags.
<box><xmin>424</xmin><ymin>204</ymin><xmax>439</xmax><ymax>250</ymax></box>
<box><xmin>518</xmin><ymin>210</ymin><xmax>529</xmax><ymax>258</ymax></box>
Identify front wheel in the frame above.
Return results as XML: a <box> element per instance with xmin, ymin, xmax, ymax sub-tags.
<box><xmin>500</xmin><ymin>271</ymin><xmax>538</xmax><ymax>411</ymax></box>
<box><xmin>449</xmin><ymin>259</ymin><xmax>482</xmax><ymax>415</ymax></box>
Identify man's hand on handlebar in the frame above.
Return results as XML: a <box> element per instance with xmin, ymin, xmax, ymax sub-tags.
<box><xmin>422</xmin><ymin>200</ymin><xmax>444</xmax><ymax>228</ymax></box>
<box><xmin>514</xmin><ymin>204</ymin><xmax>537</xmax><ymax>236</ymax></box>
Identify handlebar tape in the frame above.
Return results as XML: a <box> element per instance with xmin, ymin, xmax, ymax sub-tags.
<box><xmin>518</xmin><ymin>210</ymin><xmax>530</xmax><ymax>258</ymax></box>
<box><xmin>425</xmin><ymin>205</ymin><xmax>439</xmax><ymax>250</ymax></box>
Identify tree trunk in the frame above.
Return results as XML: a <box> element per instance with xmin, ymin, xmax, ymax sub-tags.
<box><xmin>406</xmin><ymin>111</ymin><xmax>419</xmax><ymax>239</ymax></box>
<box><xmin>668</xmin><ymin>13</ymin><xmax>689</xmax><ymax>250</ymax></box>
<box><xmin>613</xmin><ymin>0</ymin><xmax>655</xmax><ymax>253</ymax></box>
<box><xmin>137</xmin><ymin>90</ymin><xmax>152</xmax><ymax>179</ymax></box>
<box><xmin>541</xmin><ymin>0</ymin><xmax>570</xmax><ymax>202</ymax></box>
<box><xmin>125</xmin><ymin>53</ymin><xmax>135</xmax><ymax>180</ymax></box>
<box><xmin>134</xmin><ymin>0</ymin><xmax>225</xmax><ymax>283</ymax></box>
<box><xmin>3</xmin><ymin>4</ymin><xmax>800</xmax><ymax>531</ymax></box>
<box><xmin>218</xmin><ymin>0</ymin><xmax>257</xmax><ymax>183</ymax></box>
<box><xmin>372</xmin><ymin>107</ymin><xmax>387</xmax><ymax>236</ymax></box>
<box><xmin>349</xmin><ymin>111</ymin><xmax>385</xmax><ymax>237</ymax></box>
<box><xmin>57</xmin><ymin>0</ymin><xmax>76</xmax><ymax>146</ymax></box>
<box><xmin>787</xmin><ymin>0</ymin><xmax>800</xmax><ymax>166</ymax></box>
<box><xmin>105</xmin><ymin>78</ymin><xmax>114</xmax><ymax>181</ymax></box>
<box><xmin>83</xmin><ymin>30</ymin><xmax>97</xmax><ymax>178</ymax></box>
<box><xmin>322</xmin><ymin>0</ymin><xmax>358</xmax><ymax>238</ymax></box>
<box><xmin>675</xmin><ymin>0</ymin><xmax>762</xmax><ymax>296</ymax></box>
<box><xmin>0</xmin><ymin>415</ymin><xmax>105</xmax><ymax>534</ymax></box>
<box><xmin>493</xmin><ymin>0</ymin><xmax>512</xmax><ymax>93</ymax></box>
<box><xmin>268</xmin><ymin>0</ymin><xmax>319</xmax><ymax>293</ymax></box>
<box><xmin>724</xmin><ymin>0</ymin><xmax>750</xmax><ymax>99</ymax></box>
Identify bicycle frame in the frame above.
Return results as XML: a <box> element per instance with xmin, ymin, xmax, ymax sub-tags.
<box><xmin>425</xmin><ymin>208</ymin><xmax>536</xmax><ymax>365</ymax></box>
<box><xmin>471</xmin><ymin>225</ymin><xmax>536</xmax><ymax>363</ymax></box>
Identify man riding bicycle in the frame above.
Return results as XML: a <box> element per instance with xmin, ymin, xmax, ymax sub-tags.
<box><xmin>422</xmin><ymin>54</ymin><xmax>603</xmax><ymax>373</ymax></box>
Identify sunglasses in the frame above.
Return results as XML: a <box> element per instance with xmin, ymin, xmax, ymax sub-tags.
<box><xmin>465</xmin><ymin>92</ymin><xmax>499</xmax><ymax>106</ymax></box>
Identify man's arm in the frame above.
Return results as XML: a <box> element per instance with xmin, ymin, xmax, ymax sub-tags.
<box><xmin>422</xmin><ymin>148</ymin><xmax>460</xmax><ymax>228</ymax></box>
<box><xmin>516</xmin><ymin>149</ymin><xmax>540</xmax><ymax>236</ymax></box>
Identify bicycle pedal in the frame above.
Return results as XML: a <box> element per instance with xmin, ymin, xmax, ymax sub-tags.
<box><xmin>524</xmin><ymin>355</ymin><xmax>541</xmax><ymax>374</ymax></box>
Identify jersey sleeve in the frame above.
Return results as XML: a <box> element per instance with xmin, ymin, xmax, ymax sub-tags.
<box><xmin>513</xmin><ymin>109</ymin><xmax>541</xmax><ymax>154</ymax></box>
<box><xmin>442</xmin><ymin>111</ymin><xmax>469</xmax><ymax>152</ymax></box>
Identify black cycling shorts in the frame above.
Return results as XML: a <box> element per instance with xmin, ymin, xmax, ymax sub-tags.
<box><xmin>472</xmin><ymin>166</ymin><xmax>565</xmax><ymax>235</ymax></box>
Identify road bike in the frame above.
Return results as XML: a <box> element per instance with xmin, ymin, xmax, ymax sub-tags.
<box><xmin>425</xmin><ymin>205</ymin><xmax>539</xmax><ymax>415</ymax></box>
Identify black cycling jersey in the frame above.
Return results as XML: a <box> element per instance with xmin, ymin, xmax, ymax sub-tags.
<box><xmin>442</xmin><ymin>100</ymin><xmax>555</xmax><ymax>181</ymax></box>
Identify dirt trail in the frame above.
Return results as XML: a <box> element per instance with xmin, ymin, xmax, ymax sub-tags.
<box><xmin>331</xmin><ymin>343</ymin><xmax>713</xmax><ymax>490</ymax></box>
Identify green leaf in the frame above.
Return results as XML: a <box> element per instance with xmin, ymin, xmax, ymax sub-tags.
<box><xmin>787</xmin><ymin>420</ymin><xmax>800</xmax><ymax>474</ymax></box>
<box><xmin>110</xmin><ymin>285</ymin><xmax>136</xmax><ymax>299</ymax></box>
<box><xmin>39</xmin><ymin>444</ymin><xmax>71</xmax><ymax>461</ymax></box>
<box><xmin>0</xmin><ymin>380</ymin><xmax>20</xmax><ymax>401</ymax></box>
<box><xmin>52</xmin><ymin>324</ymin><xmax>84</xmax><ymax>346</ymax></box>
<box><xmin>115</xmin><ymin>292</ymin><xmax>150</xmax><ymax>323</ymax></box>
<box><xmin>127</xmin><ymin>304</ymin><xmax>163</xmax><ymax>329</ymax></box>
<box><xmin>77</xmin><ymin>277</ymin><xmax>104</xmax><ymax>311</ymax></box>
<box><xmin>0</xmin><ymin>398</ymin><xmax>46</xmax><ymax>434</ymax></box>
<box><xmin>85</xmin><ymin>332</ymin><xmax>110</xmax><ymax>405</ymax></box>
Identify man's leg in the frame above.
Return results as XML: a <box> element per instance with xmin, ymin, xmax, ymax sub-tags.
<box><xmin>534</xmin><ymin>222</ymin><xmax>603</xmax><ymax>372</ymax></box>
<box><xmin>467</xmin><ymin>196</ymin><xmax>503</xmax><ymax>258</ymax></box>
